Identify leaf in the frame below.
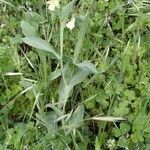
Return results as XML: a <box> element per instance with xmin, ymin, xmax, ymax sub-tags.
<box><xmin>62</xmin><ymin>104</ymin><xmax>84</xmax><ymax>134</ymax></box>
<box><xmin>49</xmin><ymin>69</ymin><xmax>61</xmax><ymax>81</ymax></box>
<box><xmin>58</xmin><ymin>80</ymin><xmax>71</xmax><ymax>105</ymax></box>
<box><xmin>58</xmin><ymin>68</ymin><xmax>89</xmax><ymax>105</ymax></box>
<box><xmin>76</xmin><ymin>15</ymin><xmax>88</xmax><ymax>26</ymax></box>
<box><xmin>132</xmin><ymin>112</ymin><xmax>147</xmax><ymax>132</ymax></box>
<box><xmin>45</xmin><ymin>104</ymin><xmax>63</xmax><ymax>116</ymax></box>
<box><xmin>45</xmin><ymin>111</ymin><xmax>58</xmax><ymax>133</ymax></box>
<box><xmin>120</xmin><ymin>123</ymin><xmax>130</xmax><ymax>135</ymax></box>
<box><xmin>19</xmin><ymin>80</ymin><xmax>33</xmax><ymax>89</ymax></box>
<box><xmin>124</xmin><ymin>90</ymin><xmax>135</xmax><ymax>100</ymax></box>
<box><xmin>75</xmin><ymin>61</ymin><xmax>98</xmax><ymax>74</ymax></box>
<box><xmin>113</xmin><ymin>106</ymin><xmax>129</xmax><ymax>116</ymax></box>
<box><xmin>117</xmin><ymin>136</ymin><xmax>129</xmax><ymax>149</ymax></box>
<box><xmin>22</xmin><ymin>37</ymin><xmax>60</xmax><ymax>59</ymax></box>
<box><xmin>60</xmin><ymin>0</ymin><xmax>76</xmax><ymax>27</ymax></box>
<box><xmin>58</xmin><ymin>62</ymin><xmax>97</xmax><ymax>106</ymax></box>
<box><xmin>73</xmin><ymin>15</ymin><xmax>89</xmax><ymax>62</ymax></box>
<box><xmin>112</xmin><ymin>127</ymin><xmax>122</xmax><ymax>137</ymax></box>
<box><xmin>67</xmin><ymin>104</ymin><xmax>84</xmax><ymax>130</ymax></box>
<box><xmin>113</xmin><ymin>101</ymin><xmax>130</xmax><ymax>116</ymax></box>
<box><xmin>25</xmin><ymin>12</ymin><xmax>47</xmax><ymax>24</ymax></box>
<box><xmin>92</xmin><ymin>116</ymin><xmax>126</xmax><ymax>122</ymax></box>
<box><xmin>54</xmin><ymin>114</ymin><xmax>69</xmax><ymax>123</ymax></box>
<box><xmin>21</xmin><ymin>21</ymin><xmax>39</xmax><ymax>37</ymax></box>
<box><xmin>68</xmin><ymin>69</ymin><xmax>89</xmax><ymax>88</ymax></box>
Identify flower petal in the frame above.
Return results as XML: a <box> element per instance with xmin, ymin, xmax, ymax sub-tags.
<box><xmin>48</xmin><ymin>4</ymin><xmax>55</xmax><ymax>11</ymax></box>
<box><xmin>66</xmin><ymin>18</ymin><xmax>75</xmax><ymax>30</ymax></box>
<box><xmin>46</xmin><ymin>0</ymin><xmax>60</xmax><ymax>11</ymax></box>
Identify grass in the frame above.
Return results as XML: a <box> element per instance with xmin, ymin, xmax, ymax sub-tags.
<box><xmin>0</xmin><ymin>0</ymin><xmax>150</xmax><ymax>149</ymax></box>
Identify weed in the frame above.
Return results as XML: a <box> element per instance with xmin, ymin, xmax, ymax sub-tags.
<box><xmin>0</xmin><ymin>0</ymin><xmax>150</xmax><ymax>149</ymax></box>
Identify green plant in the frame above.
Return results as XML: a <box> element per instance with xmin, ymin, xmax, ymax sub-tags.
<box><xmin>0</xmin><ymin>0</ymin><xmax>150</xmax><ymax>149</ymax></box>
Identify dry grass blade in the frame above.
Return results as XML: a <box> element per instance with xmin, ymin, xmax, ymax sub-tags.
<box><xmin>92</xmin><ymin>116</ymin><xmax>126</xmax><ymax>122</ymax></box>
<box><xmin>3</xmin><ymin>72</ymin><xmax>23</xmax><ymax>76</ymax></box>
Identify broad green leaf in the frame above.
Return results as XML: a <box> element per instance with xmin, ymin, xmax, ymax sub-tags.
<box><xmin>132</xmin><ymin>112</ymin><xmax>147</xmax><ymax>132</ymax></box>
<box><xmin>59</xmin><ymin>69</ymin><xmax>89</xmax><ymax>105</ymax></box>
<box><xmin>60</xmin><ymin>0</ymin><xmax>76</xmax><ymax>27</ymax></box>
<box><xmin>58</xmin><ymin>80</ymin><xmax>71</xmax><ymax>105</ymax></box>
<box><xmin>124</xmin><ymin>90</ymin><xmax>135</xmax><ymax>100</ymax></box>
<box><xmin>73</xmin><ymin>15</ymin><xmax>89</xmax><ymax>62</ymax></box>
<box><xmin>45</xmin><ymin>111</ymin><xmax>58</xmax><ymax>133</ymax></box>
<box><xmin>75</xmin><ymin>61</ymin><xmax>98</xmax><ymax>74</ymax></box>
<box><xmin>112</xmin><ymin>127</ymin><xmax>121</xmax><ymax>137</ymax></box>
<box><xmin>68</xmin><ymin>69</ymin><xmax>89</xmax><ymax>88</ymax></box>
<box><xmin>76</xmin><ymin>15</ymin><xmax>88</xmax><ymax>26</ymax></box>
<box><xmin>113</xmin><ymin>101</ymin><xmax>129</xmax><ymax>116</ymax></box>
<box><xmin>117</xmin><ymin>136</ymin><xmax>129</xmax><ymax>149</ymax></box>
<box><xmin>120</xmin><ymin>123</ymin><xmax>130</xmax><ymax>135</ymax></box>
<box><xmin>22</xmin><ymin>37</ymin><xmax>60</xmax><ymax>59</ymax></box>
<box><xmin>67</xmin><ymin>104</ymin><xmax>84</xmax><ymax>130</ymax></box>
<box><xmin>113</xmin><ymin>106</ymin><xmax>129</xmax><ymax>116</ymax></box>
<box><xmin>21</xmin><ymin>21</ymin><xmax>39</xmax><ymax>37</ymax></box>
<box><xmin>58</xmin><ymin>68</ymin><xmax>89</xmax><ymax>105</ymax></box>
<box><xmin>59</xmin><ymin>67</ymin><xmax>94</xmax><ymax>105</ymax></box>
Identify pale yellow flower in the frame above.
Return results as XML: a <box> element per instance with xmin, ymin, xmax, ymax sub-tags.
<box><xmin>46</xmin><ymin>0</ymin><xmax>60</xmax><ymax>11</ymax></box>
<box><xmin>66</xmin><ymin>17</ymin><xmax>75</xmax><ymax>30</ymax></box>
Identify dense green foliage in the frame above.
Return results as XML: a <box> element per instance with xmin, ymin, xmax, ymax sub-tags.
<box><xmin>0</xmin><ymin>0</ymin><xmax>150</xmax><ymax>149</ymax></box>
